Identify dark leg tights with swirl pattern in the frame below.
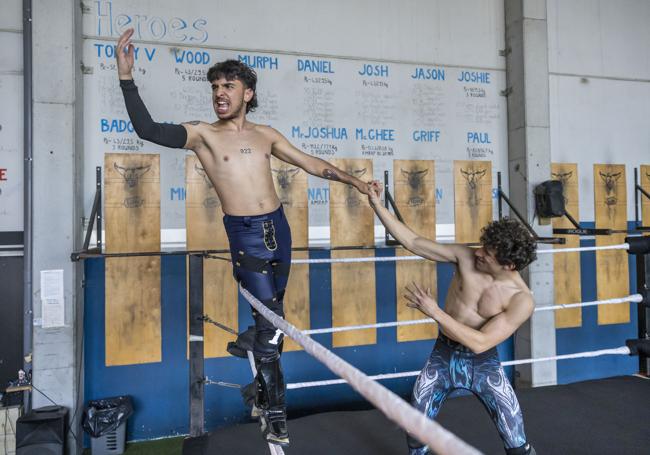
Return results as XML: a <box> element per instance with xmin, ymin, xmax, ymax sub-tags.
<box><xmin>407</xmin><ymin>334</ymin><xmax>531</xmax><ymax>455</ymax></box>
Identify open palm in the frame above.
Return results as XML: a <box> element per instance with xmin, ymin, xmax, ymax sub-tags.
<box><xmin>116</xmin><ymin>28</ymin><xmax>135</xmax><ymax>79</ymax></box>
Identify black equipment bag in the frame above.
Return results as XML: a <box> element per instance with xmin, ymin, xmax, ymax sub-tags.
<box><xmin>534</xmin><ymin>180</ymin><xmax>566</xmax><ymax>218</ymax></box>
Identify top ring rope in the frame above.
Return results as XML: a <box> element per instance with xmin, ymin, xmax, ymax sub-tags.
<box><xmin>238</xmin><ymin>284</ymin><xmax>483</xmax><ymax>455</ymax></box>
<box><xmin>288</xmin><ymin>243</ymin><xmax>630</xmax><ymax>265</ymax></box>
<box><xmin>203</xmin><ymin>243</ymin><xmax>630</xmax><ymax>266</ymax></box>
<box><xmin>535</xmin><ymin>243</ymin><xmax>629</xmax><ymax>254</ymax></box>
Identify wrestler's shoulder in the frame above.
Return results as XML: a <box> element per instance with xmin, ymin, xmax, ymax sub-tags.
<box><xmin>182</xmin><ymin>120</ymin><xmax>219</xmax><ymax>134</ymax></box>
<box><xmin>509</xmin><ymin>287</ymin><xmax>534</xmax><ymax>308</ymax></box>
<box><xmin>249</xmin><ymin>122</ymin><xmax>283</xmax><ymax>137</ymax></box>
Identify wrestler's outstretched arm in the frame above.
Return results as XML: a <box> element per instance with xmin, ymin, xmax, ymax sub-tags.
<box><xmin>366</xmin><ymin>182</ymin><xmax>471</xmax><ymax>263</ymax></box>
<box><xmin>116</xmin><ymin>28</ymin><xmax>205</xmax><ymax>151</ymax></box>
<box><xmin>268</xmin><ymin>129</ymin><xmax>372</xmax><ymax>195</ymax></box>
<box><xmin>405</xmin><ymin>282</ymin><xmax>534</xmax><ymax>354</ymax></box>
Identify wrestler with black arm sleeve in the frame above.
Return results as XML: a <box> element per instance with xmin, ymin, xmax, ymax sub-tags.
<box><xmin>115</xmin><ymin>28</ymin><xmax>373</xmax><ymax>446</ymax></box>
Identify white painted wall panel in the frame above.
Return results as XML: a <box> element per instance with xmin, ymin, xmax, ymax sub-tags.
<box><xmin>549</xmin><ymin>74</ymin><xmax>650</xmax><ymax>220</ymax></box>
<box><xmin>81</xmin><ymin>0</ymin><xmax>510</xmax><ymax>241</ymax></box>
<box><xmin>0</xmin><ymin>0</ymin><xmax>23</xmax><ymax>30</ymax></box>
<box><xmin>0</xmin><ymin>74</ymin><xmax>23</xmax><ymax>232</ymax></box>
<box><xmin>0</xmin><ymin>3</ymin><xmax>24</xmax><ymax>235</ymax></box>
<box><xmin>548</xmin><ymin>0</ymin><xmax>650</xmax><ymax>223</ymax></box>
<box><xmin>82</xmin><ymin>0</ymin><xmax>506</xmax><ymax>69</ymax></box>
<box><xmin>0</xmin><ymin>32</ymin><xmax>22</xmax><ymax>73</ymax></box>
<box><xmin>548</xmin><ymin>0</ymin><xmax>650</xmax><ymax>79</ymax></box>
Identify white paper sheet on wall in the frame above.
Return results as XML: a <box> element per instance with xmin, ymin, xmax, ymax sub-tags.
<box><xmin>40</xmin><ymin>269</ymin><xmax>65</xmax><ymax>328</ymax></box>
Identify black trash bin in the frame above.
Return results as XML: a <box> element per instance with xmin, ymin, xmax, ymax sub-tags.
<box><xmin>82</xmin><ymin>396</ymin><xmax>133</xmax><ymax>455</ymax></box>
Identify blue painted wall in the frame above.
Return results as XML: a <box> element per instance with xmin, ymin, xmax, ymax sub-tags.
<box><xmin>555</xmin><ymin>223</ymin><xmax>639</xmax><ymax>383</ymax></box>
<box><xmin>84</xmin><ymin>237</ymin><xmax>640</xmax><ymax>441</ymax></box>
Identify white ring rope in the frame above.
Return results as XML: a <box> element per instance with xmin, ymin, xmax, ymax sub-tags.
<box><xmin>301</xmin><ymin>294</ymin><xmax>643</xmax><ymax>335</ymax></box>
<box><xmin>286</xmin><ymin>346</ymin><xmax>632</xmax><ymax>390</ymax></box>
<box><xmin>303</xmin><ymin>318</ymin><xmax>433</xmax><ymax>335</ymax></box>
<box><xmin>501</xmin><ymin>346</ymin><xmax>631</xmax><ymax>367</ymax></box>
<box><xmin>291</xmin><ymin>255</ymin><xmax>423</xmax><ymax>264</ymax></box>
<box><xmin>239</xmin><ymin>285</ymin><xmax>483</xmax><ymax>455</ymax></box>
<box><xmin>536</xmin><ymin>243</ymin><xmax>629</xmax><ymax>254</ymax></box>
<box><xmin>288</xmin><ymin>243</ymin><xmax>630</xmax><ymax>265</ymax></box>
<box><xmin>533</xmin><ymin>294</ymin><xmax>643</xmax><ymax>312</ymax></box>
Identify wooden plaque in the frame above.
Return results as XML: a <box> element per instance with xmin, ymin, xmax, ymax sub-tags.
<box><xmin>104</xmin><ymin>153</ymin><xmax>161</xmax><ymax>366</ymax></box>
<box><xmin>271</xmin><ymin>157</ymin><xmax>309</xmax><ymax>351</ymax></box>
<box><xmin>186</xmin><ymin>155</ymin><xmax>237</xmax><ymax>358</ymax></box>
<box><xmin>393</xmin><ymin>160</ymin><xmax>437</xmax><ymax>341</ymax></box>
<box><xmin>642</xmin><ymin>165</ymin><xmax>650</xmax><ymax>229</ymax></box>
<box><xmin>453</xmin><ymin>160</ymin><xmax>493</xmax><ymax>243</ymax></box>
<box><xmin>330</xmin><ymin>159</ymin><xmax>376</xmax><ymax>347</ymax></box>
<box><xmin>551</xmin><ymin>163</ymin><xmax>582</xmax><ymax>328</ymax></box>
<box><xmin>331</xmin><ymin>249</ymin><xmax>377</xmax><ymax>347</ymax></box>
<box><xmin>594</xmin><ymin>164</ymin><xmax>629</xmax><ymax>325</ymax></box>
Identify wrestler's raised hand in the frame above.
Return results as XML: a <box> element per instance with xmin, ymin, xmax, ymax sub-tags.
<box><xmin>367</xmin><ymin>180</ymin><xmax>383</xmax><ymax>206</ymax></box>
<box><xmin>404</xmin><ymin>282</ymin><xmax>440</xmax><ymax>318</ymax></box>
<box><xmin>116</xmin><ymin>28</ymin><xmax>135</xmax><ymax>79</ymax></box>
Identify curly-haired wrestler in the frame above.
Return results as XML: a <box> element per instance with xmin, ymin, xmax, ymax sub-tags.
<box><xmin>368</xmin><ymin>182</ymin><xmax>538</xmax><ymax>455</ymax></box>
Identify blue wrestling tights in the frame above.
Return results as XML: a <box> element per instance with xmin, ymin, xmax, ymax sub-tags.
<box><xmin>223</xmin><ymin>205</ymin><xmax>292</xmax><ymax>362</ymax></box>
<box><xmin>223</xmin><ymin>205</ymin><xmax>292</xmax><ymax>441</ymax></box>
<box><xmin>407</xmin><ymin>334</ymin><xmax>532</xmax><ymax>455</ymax></box>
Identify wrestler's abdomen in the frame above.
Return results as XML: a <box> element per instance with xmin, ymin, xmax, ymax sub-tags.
<box><xmin>215</xmin><ymin>172</ymin><xmax>281</xmax><ymax>216</ymax></box>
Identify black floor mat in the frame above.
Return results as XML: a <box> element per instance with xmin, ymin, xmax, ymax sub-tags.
<box><xmin>184</xmin><ymin>375</ymin><xmax>650</xmax><ymax>455</ymax></box>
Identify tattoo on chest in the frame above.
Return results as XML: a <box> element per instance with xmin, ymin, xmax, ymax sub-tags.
<box><xmin>322</xmin><ymin>168</ymin><xmax>340</xmax><ymax>181</ymax></box>
<box><xmin>240</xmin><ymin>148</ymin><xmax>253</xmax><ymax>154</ymax></box>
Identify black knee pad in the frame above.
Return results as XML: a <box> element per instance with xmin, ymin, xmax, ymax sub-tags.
<box><xmin>506</xmin><ymin>442</ymin><xmax>535</xmax><ymax>455</ymax></box>
<box><xmin>253</xmin><ymin>329</ymin><xmax>284</xmax><ymax>362</ymax></box>
<box><xmin>253</xmin><ymin>297</ymin><xmax>285</xmax><ymax>361</ymax></box>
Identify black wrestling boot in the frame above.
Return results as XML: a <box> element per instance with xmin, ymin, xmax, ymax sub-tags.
<box><xmin>506</xmin><ymin>442</ymin><xmax>536</xmax><ymax>455</ymax></box>
<box><xmin>256</xmin><ymin>358</ymin><xmax>289</xmax><ymax>446</ymax></box>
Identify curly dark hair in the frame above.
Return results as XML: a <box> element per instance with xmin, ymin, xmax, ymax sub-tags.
<box><xmin>479</xmin><ymin>218</ymin><xmax>537</xmax><ymax>271</ymax></box>
<box><xmin>207</xmin><ymin>60</ymin><xmax>258</xmax><ymax>113</ymax></box>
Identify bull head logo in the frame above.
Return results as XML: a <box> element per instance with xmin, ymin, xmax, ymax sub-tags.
<box><xmin>460</xmin><ymin>167</ymin><xmax>487</xmax><ymax>207</ymax></box>
<box><xmin>346</xmin><ymin>168</ymin><xmax>367</xmax><ymax>207</ymax></box>
<box><xmin>194</xmin><ymin>163</ymin><xmax>213</xmax><ymax>189</ymax></box>
<box><xmin>272</xmin><ymin>167</ymin><xmax>300</xmax><ymax>190</ymax></box>
<box><xmin>599</xmin><ymin>171</ymin><xmax>621</xmax><ymax>206</ymax></box>
<box><xmin>551</xmin><ymin>170</ymin><xmax>573</xmax><ymax>204</ymax></box>
<box><xmin>401</xmin><ymin>168</ymin><xmax>429</xmax><ymax>207</ymax></box>
<box><xmin>114</xmin><ymin>163</ymin><xmax>151</xmax><ymax>188</ymax></box>
<box><xmin>272</xmin><ymin>166</ymin><xmax>300</xmax><ymax>205</ymax></box>
<box><xmin>123</xmin><ymin>196</ymin><xmax>144</xmax><ymax>208</ymax></box>
<box><xmin>203</xmin><ymin>197</ymin><xmax>220</xmax><ymax>209</ymax></box>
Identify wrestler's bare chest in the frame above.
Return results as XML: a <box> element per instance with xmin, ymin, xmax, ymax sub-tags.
<box><xmin>445</xmin><ymin>272</ymin><xmax>517</xmax><ymax>327</ymax></box>
<box><xmin>203</xmin><ymin>128</ymin><xmax>273</xmax><ymax>167</ymax></box>
<box><xmin>194</xmin><ymin>127</ymin><xmax>281</xmax><ymax>215</ymax></box>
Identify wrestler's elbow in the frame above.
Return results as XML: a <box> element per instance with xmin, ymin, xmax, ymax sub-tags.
<box><xmin>132</xmin><ymin>122</ymin><xmax>156</xmax><ymax>142</ymax></box>
<box><xmin>397</xmin><ymin>236</ymin><xmax>421</xmax><ymax>255</ymax></box>
<box><xmin>469</xmin><ymin>336</ymin><xmax>493</xmax><ymax>355</ymax></box>
<box><xmin>470</xmin><ymin>344</ymin><xmax>489</xmax><ymax>355</ymax></box>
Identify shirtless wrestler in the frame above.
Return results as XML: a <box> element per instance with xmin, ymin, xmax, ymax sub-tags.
<box><xmin>367</xmin><ymin>182</ymin><xmax>537</xmax><ymax>455</ymax></box>
<box><xmin>115</xmin><ymin>28</ymin><xmax>372</xmax><ymax>446</ymax></box>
